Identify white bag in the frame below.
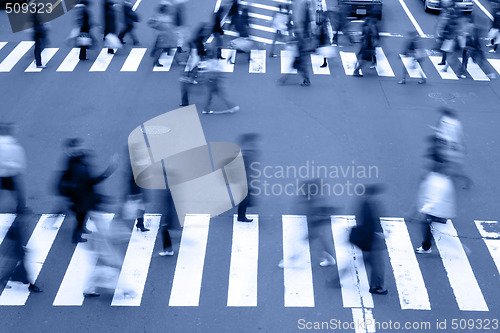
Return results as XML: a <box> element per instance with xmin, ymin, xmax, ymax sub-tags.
<box><xmin>104</xmin><ymin>33</ymin><xmax>123</xmax><ymax>49</ymax></box>
<box><xmin>317</xmin><ymin>45</ymin><xmax>338</xmax><ymax>58</ymax></box>
<box><xmin>122</xmin><ymin>196</ymin><xmax>145</xmax><ymax>220</ymax></box>
<box><xmin>440</xmin><ymin>39</ymin><xmax>455</xmax><ymax>53</ymax></box>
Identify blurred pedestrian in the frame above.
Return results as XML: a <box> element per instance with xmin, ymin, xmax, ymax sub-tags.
<box><xmin>270</xmin><ymin>5</ymin><xmax>290</xmax><ymax>58</ymax></box>
<box><xmin>353</xmin><ymin>20</ymin><xmax>377</xmax><ymax>77</ymax></box>
<box><xmin>122</xmin><ymin>146</ymin><xmax>148</xmax><ymax>232</ymax></box>
<box><xmin>277</xmin><ymin>34</ymin><xmax>311</xmax><ymax>86</ymax></box>
<box><xmin>351</xmin><ymin>184</ymin><xmax>388</xmax><ymax>295</ymax></box>
<box><xmin>227</xmin><ymin>0</ymin><xmax>240</xmax><ymax>32</ymax></box>
<box><xmin>118</xmin><ymin>0</ymin><xmax>139</xmax><ymax>45</ymax></box>
<box><xmin>75</xmin><ymin>0</ymin><xmax>92</xmax><ymax>60</ymax></box>
<box><xmin>212</xmin><ymin>6</ymin><xmax>225</xmax><ymax>59</ymax></box>
<box><xmin>487</xmin><ymin>2</ymin><xmax>500</xmax><ymax>53</ymax></box>
<box><xmin>148</xmin><ymin>3</ymin><xmax>176</xmax><ymax>67</ymax></box>
<box><xmin>415</xmin><ymin>162</ymin><xmax>456</xmax><ymax>254</ymax></box>
<box><xmin>398</xmin><ymin>31</ymin><xmax>426</xmax><ymax>84</ymax></box>
<box><xmin>173</xmin><ymin>0</ymin><xmax>187</xmax><ymax>53</ymax></box>
<box><xmin>331</xmin><ymin>3</ymin><xmax>354</xmax><ymax>45</ymax></box>
<box><xmin>237</xmin><ymin>133</ymin><xmax>260</xmax><ymax>223</ymax></box>
<box><xmin>0</xmin><ymin>214</ymin><xmax>42</xmax><ymax>293</ymax></box>
<box><xmin>32</xmin><ymin>13</ymin><xmax>48</xmax><ymax>69</ymax></box>
<box><xmin>159</xmin><ymin>189</ymin><xmax>175</xmax><ymax>256</ymax></box>
<box><xmin>103</xmin><ymin>0</ymin><xmax>117</xmax><ymax>54</ymax></box>
<box><xmin>437</xmin><ymin>8</ymin><xmax>458</xmax><ymax>71</ymax></box>
<box><xmin>57</xmin><ymin>138</ymin><xmax>117</xmax><ymax>243</ymax></box>
<box><xmin>0</xmin><ymin>123</ymin><xmax>27</xmax><ymax>214</ymax></box>
<box><xmin>315</xmin><ymin>10</ymin><xmax>332</xmax><ymax>68</ymax></box>
<box><xmin>201</xmin><ymin>58</ymin><xmax>240</xmax><ymax>114</ymax></box>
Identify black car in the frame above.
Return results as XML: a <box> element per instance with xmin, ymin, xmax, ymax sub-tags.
<box><xmin>340</xmin><ymin>0</ymin><xmax>383</xmax><ymax>19</ymax></box>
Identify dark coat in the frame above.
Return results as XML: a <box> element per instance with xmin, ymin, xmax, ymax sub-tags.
<box><xmin>355</xmin><ymin>196</ymin><xmax>385</xmax><ymax>251</ymax></box>
<box><xmin>123</xmin><ymin>2</ymin><xmax>136</xmax><ymax>26</ymax></box>
<box><xmin>104</xmin><ymin>0</ymin><xmax>116</xmax><ymax>35</ymax></box>
<box><xmin>77</xmin><ymin>4</ymin><xmax>91</xmax><ymax>33</ymax></box>
<box><xmin>213</xmin><ymin>9</ymin><xmax>224</xmax><ymax>35</ymax></box>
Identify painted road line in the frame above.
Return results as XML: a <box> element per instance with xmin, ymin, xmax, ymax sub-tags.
<box><xmin>219</xmin><ymin>49</ymin><xmax>237</xmax><ymax>72</ymax></box>
<box><xmin>132</xmin><ymin>0</ymin><xmax>142</xmax><ymax>11</ymax></box>
<box><xmin>432</xmin><ymin>220</ymin><xmax>488</xmax><ymax>311</ymax></box>
<box><xmin>121</xmin><ymin>48</ymin><xmax>147</xmax><ymax>72</ymax></box>
<box><xmin>270</xmin><ymin>0</ymin><xmax>292</xmax><ymax>4</ymax></box>
<box><xmin>57</xmin><ymin>48</ymin><xmax>80</xmax><ymax>72</ymax></box>
<box><xmin>0</xmin><ymin>42</ymin><xmax>7</xmax><ymax>51</ymax></box>
<box><xmin>0</xmin><ymin>41</ymin><xmax>35</xmax><ymax>72</ymax></box>
<box><xmin>487</xmin><ymin>59</ymin><xmax>500</xmax><ymax>75</ymax></box>
<box><xmin>0</xmin><ymin>214</ymin><xmax>16</xmax><ymax>247</ymax></box>
<box><xmin>224</xmin><ymin>30</ymin><xmax>281</xmax><ymax>45</ymax></box>
<box><xmin>227</xmin><ymin>215</ymin><xmax>259</xmax><ymax>307</ymax></box>
<box><xmin>352</xmin><ymin>308</ymin><xmax>376</xmax><ymax>333</ymax></box>
<box><xmin>331</xmin><ymin>216</ymin><xmax>373</xmax><ymax>308</ymax></box>
<box><xmin>153</xmin><ymin>49</ymin><xmax>177</xmax><ymax>72</ymax></box>
<box><xmin>381</xmin><ymin>218</ymin><xmax>430</xmax><ymax>310</ymax></box>
<box><xmin>428</xmin><ymin>56</ymin><xmax>459</xmax><ymax>80</ymax></box>
<box><xmin>400</xmin><ymin>55</ymin><xmax>426</xmax><ymax>78</ymax></box>
<box><xmin>240</xmin><ymin>1</ymin><xmax>281</xmax><ymax>12</ymax></box>
<box><xmin>473</xmin><ymin>0</ymin><xmax>493</xmax><ymax>21</ymax></box>
<box><xmin>248</xmin><ymin>12</ymin><xmax>273</xmax><ymax>21</ymax></box>
<box><xmin>458</xmin><ymin>57</ymin><xmax>489</xmax><ymax>81</ymax></box>
<box><xmin>249</xmin><ymin>50</ymin><xmax>266</xmax><ymax>73</ymax></box>
<box><xmin>89</xmin><ymin>48</ymin><xmax>117</xmax><ymax>71</ymax></box>
<box><xmin>111</xmin><ymin>214</ymin><xmax>161</xmax><ymax>306</ymax></box>
<box><xmin>475</xmin><ymin>221</ymin><xmax>500</xmax><ymax>275</ymax></box>
<box><xmin>169</xmin><ymin>214</ymin><xmax>210</xmax><ymax>306</ymax></box>
<box><xmin>280</xmin><ymin>49</ymin><xmax>297</xmax><ymax>74</ymax></box>
<box><xmin>375</xmin><ymin>47</ymin><xmax>395</xmax><ymax>77</ymax></box>
<box><xmin>214</xmin><ymin>0</ymin><xmax>222</xmax><ymax>12</ymax></box>
<box><xmin>282</xmin><ymin>215</ymin><xmax>314</xmax><ymax>307</ymax></box>
<box><xmin>311</xmin><ymin>54</ymin><xmax>330</xmax><ymax>75</ymax></box>
<box><xmin>340</xmin><ymin>51</ymin><xmax>361</xmax><ymax>76</ymax></box>
<box><xmin>0</xmin><ymin>214</ymin><xmax>64</xmax><ymax>305</ymax></box>
<box><xmin>25</xmin><ymin>48</ymin><xmax>58</xmax><ymax>72</ymax></box>
<box><xmin>398</xmin><ymin>0</ymin><xmax>425</xmax><ymax>37</ymax></box>
<box><xmin>52</xmin><ymin>215</ymin><xmax>112</xmax><ymax>306</ymax></box>
<box><xmin>249</xmin><ymin>23</ymin><xmax>279</xmax><ymax>34</ymax></box>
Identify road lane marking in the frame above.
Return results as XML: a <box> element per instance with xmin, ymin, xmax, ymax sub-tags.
<box><xmin>240</xmin><ymin>1</ymin><xmax>281</xmax><ymax>12</ymax></box>
<box><xmin>400</xmin><ymin>54</ymin><xmax>426</xmax><ymax>78</ymax></box>
<box><xmin>473</xmin><ymin>0</ymin><xmax>493</xmax><ymax>21</ymax></box>
<box><xmin>57</xmin><ymin>48</ymin><xmax>80</xmax><ymax>71</ymax></box>
<box><xmin>280</xmin><ymin>49</ymin><xmax>297</xmax><ymax>74</ymax></box>
<box><xmin>249</xmin><ymin>49</ymin><xmax>266</xmax><ymax>73</ymax></box>
<box><xmin>224</xmin><ymin>30</ymin><xmax>281</xmax><ymax>45</ymax></box>
<box><xmin>0</xmin><ymin>214</ymin><xmax>64</xmax><ymax>305</ymax></box>
<box><xmin>487</xmin><ymin>59</ymin><xmax>500</xmax><ymax>74</ymax></box>
<box><xmin>0</xmin><ymin>42</ymin><xmax>7</xmax><ymax>51</ymax></box>
<box><xmin>375</xmin><ymin>47</ymin><xmax>395</xmax><ymax>77</ymax></box>
<box><xmin>352</xmin><ymin>308</ymin><xmax>376</xmax><ymax>333</ymax></box>
<box><xmin>152</xmin><ymin>49</ymin><xmax>177</xmax><ymax>72</ymax></box>
<box><xmin>227</xmin><ymin>215</ymin><xmax>259</xmax><ymax>307</ymax></box>
<box><xmin>111</xmin><ymin>214</ymin><xmax>161</xmax><ymax>306</ymax></box>
<box><xmin>339</xmin><ymin>51</ymin><xmax>362</xmax><ymax>76</ymax></box>
<box><xmin>0</xmin><ymin>41</ymin><xmax>34</xmax><ymax>72</ymax></box>
<box><xmin>331</xmin><ymin>216</ymin><xmax>373</xmax><ymax>308</ymax></box>
<box><xmin>132</xmin><ymin>0</ymin><xmax>141</xmax><ymax>11</ymax></box>
<box><xmin>432</xmin><ymin>220</ymin><xmax>488</xmax><ymax>311</ymax></box>
<box><xmin>475</xmin><ymin>221</ymin><xmax>500</xmax><ymax>275</ymax></box>
<box><xmin>282</xmin><ymin>215</ymin><xmax>314</xmax><ymax>307</ymax></box>
<box><xmin>121</xmin><ymin>48</ymin><xmax>147</xmax><ymax>71</ymax></box>
<box><xmin>428</xmin><ymin>56</ymin><xmax>458</xmax><ymax>80</ymax></box>
<box><xmin>398</xmin><ymin>0</ymin><xmax>426</xmax><ymax>37</ymax></box>
<box><xmin>25</xmin><ymin>48</ymin><xmax>58</xmax><ymax>72</ymax></box>
<box><xmin>169</xmin><ymin>214</ymin><xmax>210</xmax><ymax>306</ymax></box>
<box><xmin>458</xmin><ymin>57</ymin><xmax>490</xmax><ymax>81</ymax></box>
<box><xmin>0</xmin><ymin>214</ymin><xmax>16</xmax><ymax>247</ymax></box>
<box><xmin>311</xmin><ymin>54</ymin><xmax>330</xmax><ymax>75</ymax></box>
<box><xmin>53</xmin><ymin>215</ymin><xmax>113</xmax><ymax>306</ymax></box>
<box><xmin>89</xmin><ymin>48</ymin><xmax>117</xmax><ymax>72</ymax></box>
<box><xmin>381</xmin><ymin>218</ymin><xmax>431</xmax><ymax>310</ymax></box>
<box><xmin>248</xmin><ymin>12</ymin><xmax>273</xmax><ymax>21</ymax></box>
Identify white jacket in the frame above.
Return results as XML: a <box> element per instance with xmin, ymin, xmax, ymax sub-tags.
<box><xmin>418</xmin><ymin>171</ymin><xmax>456</xmax><ymax>219</ymax></box>
<box><xmin>0</xmin><ymin>135</ymin><xmax>26</xmax><ymax>177</ymax></box>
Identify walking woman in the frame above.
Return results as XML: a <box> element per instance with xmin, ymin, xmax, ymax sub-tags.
<box><xmin>148</xmin><ymin>3</ymin><xmax>176</xmax><ymax>67</ymax></box>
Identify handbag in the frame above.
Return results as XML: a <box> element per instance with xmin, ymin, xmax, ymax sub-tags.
<box><xmin>76</xmin><ymin>33</ymin><xmax>92</xmax><ymax>47</ymax></box>
<box><xmin>122</xmin><ymin>195</ymin><xmax>145</xmax><ymax>220</ymax></box>
<box><xmin>349</xmin><ymin>226</ymin><xmax>372</xmax><ymax>251</ymax></box>
<box><xmin>441</xmin><ymin>39</ymin><xmax>455</xmax><ymax>53</ymax></box>
<box><xmin>317</xmin><ymin>45</ymin><xmax>338</xmax><ymax>58</ymax></box>
<box><xmin>104</xmin><ymin>33</ymin><xmax>123</xmax><ymax>49</ymax></box>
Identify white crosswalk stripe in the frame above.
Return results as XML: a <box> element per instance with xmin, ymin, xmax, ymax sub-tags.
<box><xmin>459</xmin><ymin>58</ymin><xmax>490</xmax><ymax>81</ymax></box>
<box><xmin>227</xmin><ymin>215</ymin><xmax>259</xmax><ymax>307</ymax></box>
<box><xmin>25</xmin><ymin>48</ymin><xmax>59</xmax><ymax>72</ymax></box>
<box><xmin>280</xmin><ymin>49</ymin><xmax>297</xmax><ymax>74</ymax></box>
<box><xmin>428</xmin><ymin>56</ymin><xmax>459</xmax><ymax>80</ymax></box>
<box><xmin>400</xmin><ymin>54</ymin><xmax>426</xmax><ymax>78</ymax></box>
<box><xmin>249</xmin><ymin>49</ymin><xmax>266</xmax><ymax>73</ymax></box>
<box><xmin>433</xmin><ymin>220</ymin><xmax>488</xmax><ymax>311</ymax></box>
<box><xmin>57</xmin><ymin>48</ymin><xmax>80</xmax><ymax>72</ymax></box>
<box><xmin>487</xmin><ymin>59</ymin><xmax>500</xmax><ymax>75</ymax></box>
<box><xmin>89</xmin><ymin>48</ymin><xmax>117</xmax><ymax>72</ymax></box>
<box><xmin>311</xmin><ymin>54</ymin><xmax>330</xmax><ymax>75</ymax></box>
<box><xmin>111</xmin><ymin>214</ymin><xmax>161</xmax><ymax>306</ymax></box>
<box><xmin>0</xmin><ymin>213</ymin><xmax>498</xmax><ymax>311</ymax></box>
<box><xmin>375</xmin><ymin>47</ymin><xmax>395</xmax><ymax>77</ymax></box>
<box><xmin>153</xmin><ymin>48</ymin><xmax>177</xmax><ymax>72</ymax></box>
<box><xmin>331</xmin><ymin>216</ymin><xmax>373</xmax><ymax>308</ymax></box>
<box><xmin>121</xmin><ymin>48</ymin><xmax>147</xmax><ymax>72</ymax></box>
<box><xmin>169</xmin><ymin>214</ymin><xmax>210</xmax><ymax>306</ymax></box>
<box><xmin>475</xmin><ymin>221</ymin><xmax>500</xmax><ymax>275</ymax></box>
<box><xmin>282</xmin><ymin>215</ymin><xmax>314</xmax><ymax>307</ymax></box>
<box><xmin>0</xmin><ymin>214</ymin><xmax>64</xmax><ymax>305</ymax></box>
<box><xmin>0</xmin><ymin>41</ymin><xmax>34</xmax><ymax>72</ymax></box>
<box><xmin>0</xmin><ymin>42</ymin><xmax>7</xmax><ymax>51</ymax></box>
<box><xmin>381</xmin><ymin>218</ymin><xmax>430</xmax><ymax>310</ymax></box>
<box><xmin>340</xmin><ymin>51</ymin><xmax>362</xmax><ymax>76</ymax></box>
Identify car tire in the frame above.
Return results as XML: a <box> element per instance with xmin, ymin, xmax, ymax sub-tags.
<box><xmin>424</xmin><ymin>0</ymin><xmax>430</xmax><ymax>12</ymax></box>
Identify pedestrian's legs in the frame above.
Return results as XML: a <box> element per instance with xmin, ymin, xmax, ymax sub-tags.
<box><xmin>34</xmin><ymin>40</ymin><xmax>42</xmax><ymax>66</ymax></box>
<box><xmin>440</xmin><ymin>51</ymin><xmax>447</xmax><ymax>65</ymax></box>
<box><xmin>237</xmin><ymin>197</ymin><xmax>248</xmax><ymax>220</ymax></box>
<box><xmin>162</xmin><ymin>227</ymin><xmax>173</xmax><ymax>252</ymax></box>
<box><xmin>203</xmin><ymin>86</ymin><xmax>215</xmax><ymax>112</ymax></box>
<box><xmin>216</xmin><ymin>87</ymin><xmax>235</xmax><ymax>110</ymax></box>
<box><xmin>368</xmin><ymin>249</ymin><xmax>385</xmax><ymax>289</ymax></box>
<box><xmin>180</xmin><ymin>80</ymin><xmax>189</xmax><ymax>106</ymax></box>
<box><xmin>118</xmin><ymin>24</ymin><xmax>132</xmax><ymax>43</ymax></box>
<box><xmin>270</xmin><ymin>31</ymin><xmax>282</xmax><ymax>56</ymax></box>
<box><xmin>11</xmin><ymin>175</ymin><xmax>27</xmax><ymax>212</ymax></box>
<box><xmin>73</xmin><ymin>212</ymin><xmax>87</xmax><ymax>242</ymax></box>
<box><xmin>79</xmin><ymin>46</ymin><xmax>87</xmax><ymax>60</ymax></box>
<box><xmin>215</xmin><ymin>32</ymin><xmax>224</xmax><ymax>59</ymax></box>
<box><xmin>421</xmin><ymin>215</ymin><xmax>432</xmax><ymax>251</ymax></box>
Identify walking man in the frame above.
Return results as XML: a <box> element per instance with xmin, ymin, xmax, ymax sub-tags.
<box><xmin>118</xmin><ymin>0</ymin><xmax>139</xmax><ymax>45</ymax></box>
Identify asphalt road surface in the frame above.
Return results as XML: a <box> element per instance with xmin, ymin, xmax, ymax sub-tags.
<box><xmin>0</xmin><ymin>0</ymin><xmax>500</xmax><ymax>332</ymax></box>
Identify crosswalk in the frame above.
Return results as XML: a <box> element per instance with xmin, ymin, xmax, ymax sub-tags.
<box><xmin>0</xmin><ymin>213</ymin><xmax>499</xmax><ymax>310</ymax></box>
<box><xmin>1</xmin><ymin>41</ymin><xmax>500</xmax><ymax>82</ymax></box>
